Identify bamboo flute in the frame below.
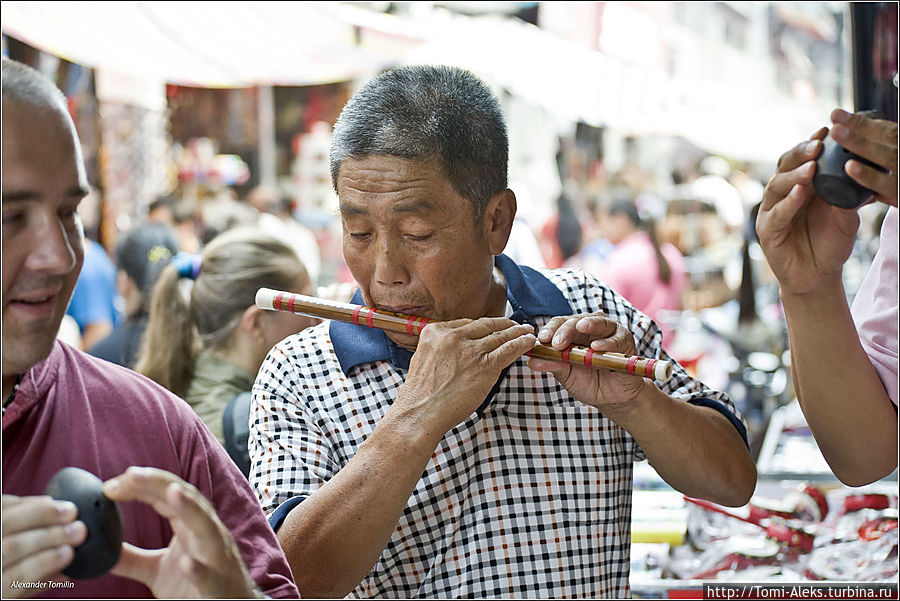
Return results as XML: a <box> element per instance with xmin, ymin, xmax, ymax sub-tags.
<box><xmin>256</xmin><ymin>288</ymin><xmax>673</xmax><ymax>381</ymax></box>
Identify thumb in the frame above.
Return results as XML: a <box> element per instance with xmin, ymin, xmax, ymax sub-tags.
<box><xmin>527</xmin><ymin>357</ymin><xmax>572</xmax><ymax>385</ymax></box>
<box><xmin>110</xmin><ymin>542</ymin><xmax>163</xmax><ymax>586</ymax></box>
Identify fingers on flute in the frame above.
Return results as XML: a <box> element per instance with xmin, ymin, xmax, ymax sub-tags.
<box><xmin>537</xmin><ymin>316</ymin><xmax>577</xmax><ymax>349</ymax></box>
<box><xmin>482</xmin><ymin>327</ymin><xmax>537</xmax><ymax>368</ymax></box>
<box><xmin>455</xmin><ymin>317</ymin><xmax>527</xmax><ymax>338</ymax></box>
<box><xmin>585</xmin><ymin>320</ymin><xmax>634</xmax><ymax>353</ymax></box>
<box><xmin>538</xmin><ymin>315</ymin><xmax>617</xmax><ymax>350</ymax></box>
<box><xmin>526</xmin><ymin>356</ymin><xmax>570</xmax><ymax>378</ymax></box>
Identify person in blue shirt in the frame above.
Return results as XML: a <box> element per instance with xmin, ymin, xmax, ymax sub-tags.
<box><xmin>65</xmin><ymin>236</ymin><xmax>120</xmax><ymax>349</ymax></box>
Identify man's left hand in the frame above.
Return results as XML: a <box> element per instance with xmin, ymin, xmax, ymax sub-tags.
<box><xmin>102</xmin><ymin>467</ymin><xmax>261</xmax><ymax>599</ymax></box>
<box><xmin>528</xmin><ymin>313</ymin><xmax>648</xmax><ymax>413</ymax></box>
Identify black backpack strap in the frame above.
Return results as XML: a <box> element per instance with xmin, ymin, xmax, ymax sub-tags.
<box><xmin>223</xmin><ymin>391</ymin><xmax>252</xmax><ymax>477</ymax></box>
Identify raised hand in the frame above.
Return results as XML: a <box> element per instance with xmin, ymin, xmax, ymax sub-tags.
<box><xmin>756</xmin><ymin>127</ymin><xmax>859</xmax><ymax>296</ymax></box>
<box><xmin>103</xmin><ymin>467</ymin><xmax>261</xmax><ymax>599</ymax></box>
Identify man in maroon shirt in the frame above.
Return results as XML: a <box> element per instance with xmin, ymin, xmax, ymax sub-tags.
<box><xmin>1</xmin><ymin>57</ymin><xmax>298</xmax><ymax>598</ymax></box>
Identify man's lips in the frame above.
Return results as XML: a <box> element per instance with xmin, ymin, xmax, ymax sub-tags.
<box><xmin>6</xmin><ymin>294</ymin><xmax>58</xmax><ymax>318</ymax></box>
<box><xmin>375</xmin><ymin>305</ymin><xmax>424</xmax><ymax>317</ymax></box>
<box><xmin>5</xmin><ymin>286</ymin><xmax>62</xmax><ymax>310</ymax></box>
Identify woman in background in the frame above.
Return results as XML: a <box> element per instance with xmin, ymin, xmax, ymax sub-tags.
<box><xmin>597</xmin><ymin>198</ymin><xmax>687</xmax><ymax>350</ymax></box>
<box><xmin>136</xmin><ymin>226</ymin><xmax>316</xmax><ymax>453</ymax></box>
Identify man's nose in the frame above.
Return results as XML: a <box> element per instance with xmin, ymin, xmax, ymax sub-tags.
<box><xmin>373</xmin><ymin>236</ymin><xmax>409</xmax><ymax>287</ymax></box>
<box><xmin>26</xmin><ymin>213</ymin><xmax>80</xmax><ymax>276</ymax></box>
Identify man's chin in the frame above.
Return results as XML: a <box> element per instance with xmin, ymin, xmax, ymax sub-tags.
<box><xmin>2</xmin><ymin>331</ymin><xmax>58</xmax><ymax>377</ymax></box>
<box><xmin>385</xmin><ymin>331</ymin><xmax>419</xmax><ymax>352</ymax></box>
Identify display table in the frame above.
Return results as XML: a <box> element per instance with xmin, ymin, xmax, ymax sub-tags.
<box><xmin>630</xmin><ymin>401</ymin><xmax>898</xmax><ymax>599</ymax></box>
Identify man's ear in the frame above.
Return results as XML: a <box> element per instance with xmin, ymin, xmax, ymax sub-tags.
<box><xmin>482</xmin><ymin>188</ymin><xmax>517</xmax><ymax>255</ymax></box>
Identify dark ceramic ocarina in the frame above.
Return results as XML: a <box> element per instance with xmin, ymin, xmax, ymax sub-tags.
<box><xmin>43</xmin><ymin>467</ymin><xmax>123</xmax><ymax>580</ymax></box>
<box><xmin>813</xmin><ymin>109</ymin><xmax>888</xmax><ymax>210</ymax></box>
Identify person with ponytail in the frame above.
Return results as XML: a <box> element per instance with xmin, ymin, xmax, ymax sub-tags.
<box><xmin>597</xmin><ymin>197</ymin><xmax>687</xmax><ymax>349</ymax></box>
<box><xmin>136</xmin><ymin>225</ymin><xmax>316</xmax><ymax>446</ymax></box>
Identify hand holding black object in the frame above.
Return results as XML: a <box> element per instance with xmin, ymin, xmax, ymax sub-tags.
<box><xmin>813</xmin><ymin>109</ymin><xmax>894</xmax><ymax>209</ymax></box>
<box><xmin>43</xmin><ymin>467</ymin><xmax>123</xmax><ymax>580</ymax></box>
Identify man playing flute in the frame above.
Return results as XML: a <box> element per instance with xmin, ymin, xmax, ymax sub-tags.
<box><xmin>250</xmin><ymin>65</ymin><xmax>756</xmax><ymax>599</ymax></box>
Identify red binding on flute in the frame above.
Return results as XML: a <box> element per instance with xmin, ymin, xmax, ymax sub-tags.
<box><xmin>256</xmin><ymin>288</ymin><xmax>673</xmax><ymax>381</ymax></box>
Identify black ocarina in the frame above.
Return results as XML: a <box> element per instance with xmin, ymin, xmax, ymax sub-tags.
<box><xmin>813</xmin><ymin>109</ymin><xmax>888</xmax><ymax>209</ymax></box>
<box><xmin>43</xmin><ymin>467</ymin><xmax>123</xmax><ymax>580</ymax></box>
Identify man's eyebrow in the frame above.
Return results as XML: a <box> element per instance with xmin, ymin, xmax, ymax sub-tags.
<box><xmin>2</xmin><ymin>186</ymin><xmax>90</xmax><ymax>204</ymax></box>
<box><xmin>1</xmin><ymin>190</ymin><xmax>38</xmax><ymax>203</ymax></box>
<box><xmin>339</xmin><ymin>199</ymin><xmax>437</xmax><ymax>216</ymax></box>
<box><xmin>390</xmin><ymin>198</ymin><xmax>436</xmax><ymax>214</ymax></box>
<box><xmin>339</xmin><ymin>204</ymin><xmax>366</xmax><ymax>216</ymax></box>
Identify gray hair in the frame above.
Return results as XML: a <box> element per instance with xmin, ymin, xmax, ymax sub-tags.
<box><xmin>1</xmin><ymin>57</ymin><xmax>69</xmax><ymax>114</ymax></box>
<box><xmin>330</xmin><ymin>65</ymin><xmax>509</xmax><ymax>223</ymax></box>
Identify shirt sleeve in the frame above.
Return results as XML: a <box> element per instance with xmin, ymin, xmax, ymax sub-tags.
<box><xmin>177</xmin><ymin>398</ymin><xmax>300</xmax><ymax>598</ymax></box>
<box><xmin>850</xmin><ymin>206</ymin><xmax>899</xmax><ymax>406</ymax></box>
<box><xmin>65</xmin><ymin>242</ymin><xmax>118</xmax><ymax>330</ymax></box>
<box><xmin>250</xmin><ymin>334</ymin><xmax>341</xmax><ymax>520</ymax></box>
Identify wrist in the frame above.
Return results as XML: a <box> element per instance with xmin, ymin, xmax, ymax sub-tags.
<box><xmin>779</xmin><ymin>277</ymin><xmax>847</xmax><ymax>311</ymax></box>
<box><xmin>377</xmin><ymin>396</ymin><xmax>445</xmax><ymax>455</ymax></box>
<box><xmin>599</xmin><ymin>380</ymin><xmax>660</xmax><ymax>428</ymax></box>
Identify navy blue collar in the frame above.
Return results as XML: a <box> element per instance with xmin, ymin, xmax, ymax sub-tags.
<box><xmin>330</xmin><ymin>254</ymin><xmax>571</xmax><ymax>374</ymax></box>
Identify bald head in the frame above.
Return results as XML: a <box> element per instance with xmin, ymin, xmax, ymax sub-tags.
<box><xmin>2</xmin><ymin>57</ymin><xmax>82</xmax><ymax>168</ymax></box>
<box><xmin>2</xmin><ymin>57</ymin><xmax>70</xmax><ymax>113</ymax></box>
<box><xmin>2</xmin><ymin>57</ymin><xmax>88</xmax><ymax>395</ymax></box>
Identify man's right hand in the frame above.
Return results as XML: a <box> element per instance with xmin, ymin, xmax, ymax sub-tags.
<box><xmin>1</xmin><ymin>495</ymin><xmax>87</xmax><ymax>598</ymax></box>
<box><xmin>393</xmin><ymin>317</ymin><xmax>536</xmax><ymax>440</ymax></box>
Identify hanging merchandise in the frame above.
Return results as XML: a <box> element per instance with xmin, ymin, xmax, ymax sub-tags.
<box><xmin>176</xmin><ymin>138</ymin><xmax>250</xmax><ymax>187</ymax></box>
<box><xmin>664</xmin><ymin>486</ymin><xmax>899</xmax><ymax>584</ymax></box>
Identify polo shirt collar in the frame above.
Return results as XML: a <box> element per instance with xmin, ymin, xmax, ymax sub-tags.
<box><xmin>330</xmin><ymin>254</ymin><xmax>571</xmax><ymax>374</ymax></box>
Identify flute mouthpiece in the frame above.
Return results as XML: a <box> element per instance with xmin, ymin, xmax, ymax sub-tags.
<box><xmin>256</xmin><ymin>288</ymin><xmax>278</xmax><ymax>311</ymax></box>
<box><xmin>654</xmin><ymin>361</ymin><xmax>673</xmax><ymax>381</ymax></box>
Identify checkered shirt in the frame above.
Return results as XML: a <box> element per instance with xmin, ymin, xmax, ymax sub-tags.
<box><xmin>250</xmin><ymin>257</ymin><xmax>747</xmax><ymax>599</ymax></box>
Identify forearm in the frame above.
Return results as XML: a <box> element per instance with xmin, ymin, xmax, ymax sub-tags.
<box><xmin>781</xmin><ymin>283</ymin><xmax>898</xmax><ymax>485</ymax></box>
<box><xmin>606</xmin><ymin>383</ymin><xmax>757</xmax><ymax>506</ymax></box>
<box><xmin>277</xmin><ymin>408</ymin><xmax>440</xmax><ymax>598</ymax></box>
